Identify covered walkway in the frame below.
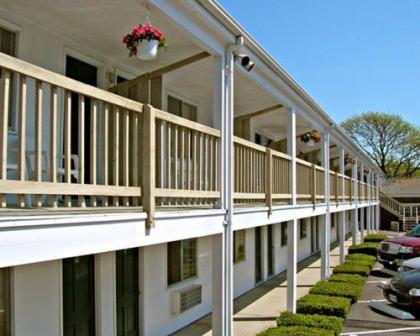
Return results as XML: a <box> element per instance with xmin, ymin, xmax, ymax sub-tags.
<box><xmin>174</xmin><ymin>238</ymin><xmax>353</xmax><ymax>336</ymax></box>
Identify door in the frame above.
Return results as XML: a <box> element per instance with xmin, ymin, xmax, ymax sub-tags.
<box><xmin>255</xmin><ymin>227</ymin><xmax>262</xmax><ymax>283</ymax></box>
<box><xmin>63</xmin><ymin>256</ymin><xmax>95</xmax><ymax>336</ymax></box>
<box><xmin>315</xmin><ymin>217</ymin><xmax>320</xmax><ymax>251</ymax></box>
<box><xmin>116</xmin><ymin>249</ymin><xmax>139</xmax><ymax>336</ymax></box>
<box><xmin>311</xmin><ymin>218</ymin><xmax>316</xmax><ymax>253</ymax></box>
<box><xmin>65</xmin><ymin>56</ymin><xmax>98</xmax><ymax>184</ymax></box>
<box><xmin>267</xmin><ymin>225</ymin><xmax>274</xmax><ymax>276</ymax></box>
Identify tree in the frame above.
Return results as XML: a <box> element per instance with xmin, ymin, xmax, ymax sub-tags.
<box><xmin>341</xmin><ymin>112</ymin><xmax>420</xmax><ymax>177</ymax></box>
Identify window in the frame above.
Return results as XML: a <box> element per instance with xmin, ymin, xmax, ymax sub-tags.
<box><xmin>300</xmin><ymin>219</ymin><xmax>307</xmax><ymax>239</ymax></box>
<box><xmin>0</xmin><ymin>26</ymin><xmax>17</xmax><ymax>130</ymax></box>
<box><xmin>167</xmin><ymin>239</ymin><xmax>197</xmax><ymax>285</ymax></box>
<box><xmin>167</xmin><ymin>95</ymin><xmax>197</xmax><ymax>121</ymax></box>
<box><xmin>0</xmin><ymin>268</ymin><xmax>10</xmax><ymax>336</ymax></box>
<box><xmin>281</xmin><ymin>222</ymin><xmax>287</xmax><ymax>246</ymax></box>
<box><xmin>255</xmin><ymin>133</ymin><xmax>261</xmax><ymax>145</ymax></box>
<box><xmin>233</xmin><ymin>230</ymin><xmax>246</xmax><ymax>263</ymax></box>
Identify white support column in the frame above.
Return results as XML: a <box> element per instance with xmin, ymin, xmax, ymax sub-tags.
<box><xmin>376</xmin><ymin>204</ymin><xmax>380</xmax><ymax>231</ymax></box>
<box><xmin>286</xmin><ymin>107</ymin><xmax>297</xmax><ymax>312</ymax></box>
<box><xmin>352</xmin><ymin>158</ymin><xmax>359</xmax><ymax>245</ymax></box>
<box><xmin>339</xmin><ymin>211</ymin><xmax>346</xmax><ymax>264</ymax></box>
<box><xmin>338</xmin><ymin>147</ymin><xmax>345</xmax><ymax>263</ymax></box>
<box><xmin>366</xmin><ymin>171</ymin><xmax>371</xmax><ymax>234</ymax></box>
<box><xmin>320</xmin><ymin>130</ymin><xmax>330</xmax><ymax>280</ymax></box>
<box><xmin>211</xmin><ymin>49</ymin><xmax>233</xmax><ymax>335</ymax></box>
<box><xmin>262</xmin><ymin>225</ymin><xmax>268</xmax><ymax>280</ymax></box>
<box><xmin>287</xmin><ymin>108</ymin><xmax>297</xmax><ymax>205</ymax></box>
<box><xmin>95</xmin><ymin>252</ymin><xmax>117</xmax><ymax>336</ymax></box>
<box><xmin>287</xmin><ymin>219</ymin><xmax>297</xmax><ymax>312</ymax></box>
<box><xmin>339</xmin><ymin>147</ymin><xmax>345</xmax><ymax>202</ymax></box>
<box><xmin>359</xmin><ymin>163</ymin><xmax>365</xmax><ymax>241</ymax></box>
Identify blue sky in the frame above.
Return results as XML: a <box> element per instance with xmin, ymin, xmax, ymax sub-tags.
<box><xmin>218</xmin><ymin>0</ymin><xmax>420</xmax><ymax>125</ymax></box>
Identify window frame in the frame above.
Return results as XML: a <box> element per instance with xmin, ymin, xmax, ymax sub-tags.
<box><xmin>300</xmin><ymin>219</ymin><xmax>307</xmax><ymax>239</ymax></box>
<box><xmin>233</xmin><ymin>230</ymin><xmax>246</xmax><ymax>264</ymax></box>
<box><xmin>165</xmin><ymin>91</ymin><xmax>198</xmax><ymax>121</ymax></box>
<box><xmin>281</xmin><ymin>222</ymin><xmax>287</xmax><ymax>246</ymax></box>
<box><xmin>167</xmin><ymin>238</ymin><xmax>198</xmax><ymax>287</ymax></box>
<box><xmin>0</xmin><ymin>267</ymin><xmax>11</xmax><ymax>336</ymax></box>
<box><xmin>0</xmin><ymin>21</ymin><xmax>20</xmax><ymax>132</ymax></box>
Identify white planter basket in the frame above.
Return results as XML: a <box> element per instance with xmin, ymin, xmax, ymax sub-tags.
<box><xmin>305</xmin><ymin>139</ymin><xmax>315</xmax><ymax>146</ymax></box>
<box><xmin>138</xmin><ymin>39</ymin><xmax>159</xmax><ymax>60</ymax></box>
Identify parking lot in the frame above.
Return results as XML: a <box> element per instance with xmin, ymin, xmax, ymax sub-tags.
<box><xmin>342</xmin><ymin>264</ymin><xmax>420</xmax><ymax>336</ymax></box>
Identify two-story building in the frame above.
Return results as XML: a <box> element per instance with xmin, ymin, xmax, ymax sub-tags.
<box><xmin>0</xmin><ymin>1</ymin><xmax>381</xmax><ymax>335</ymax></box>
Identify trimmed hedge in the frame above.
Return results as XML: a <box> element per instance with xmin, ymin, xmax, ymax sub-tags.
<box><xmin>296</xmin><ymin>294</ymin><xmax>352</xmax><ymax>318</ymax></box>
<box><xmin>277</xmin><ymin>312</ymin><xmax>343</xmax><ymax>336</ymax></box>
<box><xmin>258</xmin><ymin>326</ymin><xmax>334</xmax><ymax>336</ymax></box>
<box><xmin>329</xmin><ymin>273</ymin><xmax>366</xmax><ymax>286</ymax></box>
<box><xmin>343</xmin><ymin>260</ymin><xmax>374</xmax><ymax>270</ymax></box>
<box><xmin>309</xmin><ymin>281</ymin><xmax>362</xmax><ymax>303</ymax></box>
<box><xmin>332</xmin><ymin>263</ymin><xmax>371</xmax><ymax>277</ymax></box>
<box><xmin>345</xmin><ymin>253</ymin><xmax>377</xmax><ymax>264</ymax></box>
<box><xmin>364</xmin><ymin>233</ymin><xmax>387</xmax><ymax>243</ymax></box>
<box><xmin>348</xmin><ymin>243</ymin><xmax>380</xmax><ymax>257</ymax></box>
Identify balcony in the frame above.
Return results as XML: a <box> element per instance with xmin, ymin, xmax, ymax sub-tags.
<box><xmin>0</xmin><ymin>53</ymin><xmax>378</xmax><ymax>225</ymax></box>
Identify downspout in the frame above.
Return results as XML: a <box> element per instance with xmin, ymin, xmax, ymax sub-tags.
<box><xmin>221</xmin><ymin>35</ymin><xmax>243</xmax><ymax>335</ymax></box>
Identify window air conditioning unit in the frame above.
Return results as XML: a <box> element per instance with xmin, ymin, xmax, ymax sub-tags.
<box><xmin>390</xmin><ymin>221</ymin><xmax>399</xmax><ymax>232</ymax></box>
<box><xmin>171</xmin><ymin>284</ymin><xmax>202</xmax><ymax>314</ymax></box>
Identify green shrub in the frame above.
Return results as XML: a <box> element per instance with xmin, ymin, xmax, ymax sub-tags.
<box><xmin>277</xmin><ymin>312</ymin><xmax>343</xmax><ymax>336</ymax></box>
<box><xmin>345</xmin><ymin>253</ymin><xmax>377</xmax><ymax>264</ymax></box>
<box><xmin>344</xmin><ymin>260</ymin><xmax>374</xmax><ymax>270</ymax></box>
<box><xmin>258</xmin><ymin>326</ymin><xmax>334</xmax><ymax>336</ymax></box>
<box><xmin>332</xmin><ymin>263</ymin><xmax>371</xmax><ymax>277</ymax></box>
<box><xmin>329</xmin><ymin>273</ymin><xmax>366</xmax><ymax>286</ymax></box>
<box><xmin>309</xmin><ymin>281</ymin><xmax>362</xmax><ymax>303</ymax></box>
<box><xmin>296</xmin><ymin>294</ymin><xmax>352</xmax><ymax>318</ymax></box>
<box><xmin>348</xmin><ymin>243</ymin><xmax>380</xmax><ymax>257</ymax></box>
<box><xmin>364</xmin><ymin>233</ymin><xmax>387</xmax><ymax>243</ymax></box>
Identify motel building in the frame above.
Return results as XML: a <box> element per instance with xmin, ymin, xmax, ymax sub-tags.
<box><xmin>0</xmin><ymin>1</ymin><xmax>382</xmax><ymax>335</ymax></box>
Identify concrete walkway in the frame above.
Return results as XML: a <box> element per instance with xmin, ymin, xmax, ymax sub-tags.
<box><xmin>174</xmin><ymin>238</ymin><xmax>352</xmax><ymax>336</ymax></box>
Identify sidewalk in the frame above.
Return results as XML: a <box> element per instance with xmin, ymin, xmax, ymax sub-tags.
<box><xmin>174</xmin><ymin>238</ymin><xmax>352</xmax><ymax>336</ymax></box>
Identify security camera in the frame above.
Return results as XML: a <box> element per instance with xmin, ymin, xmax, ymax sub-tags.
<box><xmin>235</xmin><ymin>53</ymin><xmax>254</xmax><ymax>72</ymax></box>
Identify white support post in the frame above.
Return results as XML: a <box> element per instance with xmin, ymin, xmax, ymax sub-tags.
<box><xmin>287</xmin><ymin>219</ymin><xmax>297</xmax><ymax>312</ymax></box>
<box><xmin>287</xmin><ymin>108</ymin><xmax>297</xmax><ymax>205</ymax></box>
<box><xmin>211</xmin><ymin>49</ymin><xmax>233</xmax><ymax>336</ymax></box>
<box><xmin>95</xmin><ymin>252</ymin><xmax>117</xmax><ymax>336</ymax></box>
<box><xmin>286</xmin><ymin>107</ymin><xmax>297</xmax><ymax>312</ymax></box>
<box><xmin>262</xmin><ymin>225</ymin><xmax>268</xmax><ymax>281</ymax></box>
<box><xmin>339</xmin><ymin>147</ymin><xmax>345</xmax><ymax>202</ymax></box>
<box><xmin>320</xmin><ymin>130</ymin><xmax>330</xmax><ymax>280</ymax></box>
<box><xmin>339</xmin><ymin>211</ymin><xmax>345</xmax><ymax>264</ymax></box>
<box><xmin>376</xmin><ymin>204</ymin><xmax>380</xmax><ymax>231</ymax></box>
<box><xmin>338</xmin><ymin>148</ymin><xmax>345</xmax><ymax>264</ymax></box>
<box><xmin>360</xmin><ymin>163</ymin><xmax>365</xmax><ymax>241</ymax></box>
<box><xmin>352</xmin><ymin>158</ymin><xmax>359</xmax><ymax>245</ymax></box>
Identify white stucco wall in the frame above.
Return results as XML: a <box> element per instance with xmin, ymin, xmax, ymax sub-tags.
<box><xmin>142</xmin><ymin>237</ymin><xmax>213</xmax><ymax>336</ymax></box>
<box><xmin>13</xmin><ymin>260</ymin><xmax>62</xmax><ymax>336</ymax></box>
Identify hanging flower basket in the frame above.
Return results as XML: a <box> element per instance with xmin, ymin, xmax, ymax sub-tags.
<box><xmin>122</xmin><ymin>23</ymin><xmax>168</xmax><ymax>60</ymax></box>
<box><xmin>300</xmin><ymin>130</ymin><xmax>322</xmax><ymax>146</ymax></box>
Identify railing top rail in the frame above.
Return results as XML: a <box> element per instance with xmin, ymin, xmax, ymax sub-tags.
<box><xmin>233</xmin><ymin>136</ymin><xmax>266</xmax><ymax>152</ymax></box>
<box><xmin>154</xmin><ymin>108</ymin><xmax>220</xmax><ymax>137</ymax></box>
<box><xmin>271</xmin><ymin>150</ymin><xmax>292</xmax><ymax>161</ymax></box>
<box><xmin>295</xmin><ymin>157</ymin><xmax>312</xmax><ymax>167</ymax></box>
<box><xmin>0</xmin><ymin>52</ymin><xmax>143</xmax><ymax>112</ymax></box>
